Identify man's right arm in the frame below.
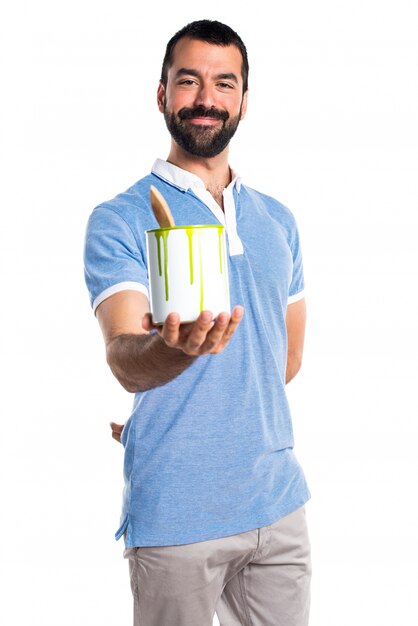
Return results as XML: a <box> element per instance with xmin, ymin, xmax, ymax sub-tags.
<box><xmin>96</xmin><ymin>290</ymin><xmax>244</xmax><ymax>393</ymax></box>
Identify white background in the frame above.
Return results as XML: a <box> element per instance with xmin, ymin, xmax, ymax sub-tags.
<box><xmin>1</xmin><ymin>1</ymin><xmax>417</xmax><ymax>624</ymax></box>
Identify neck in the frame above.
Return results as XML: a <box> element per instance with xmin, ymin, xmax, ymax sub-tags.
<box><xmin>166</xmin><ymin>143</ymin><xmax>231</xmax><ymax>208</ymax></box>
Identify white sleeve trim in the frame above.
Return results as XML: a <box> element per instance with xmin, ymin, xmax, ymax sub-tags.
<box><xmin>287</xmin><ymin>289</ymin><xmax>305</xmax><ymax>305</ymax></box>
<box><xmin>92</xmin><ymin>281</ymin><xmax>149</xmax><ymax>314</ymax></box>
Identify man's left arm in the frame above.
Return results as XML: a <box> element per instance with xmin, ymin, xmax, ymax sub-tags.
<box><xmin>285</xmin><ymin>298</ymin><xmax>306</xmax><ymax>384</ymax></box>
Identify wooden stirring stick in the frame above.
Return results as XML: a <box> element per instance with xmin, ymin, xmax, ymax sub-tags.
<box><xmin>150</xmin><ymin>185</ymin><xmax>175</xmax><ymax>228</ymax></box>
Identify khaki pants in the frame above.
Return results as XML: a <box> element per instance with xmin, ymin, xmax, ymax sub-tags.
<box><xmin>124</xmin><ymin>506</ymin><xmax>311</xmax><ymax>626</ymax></box>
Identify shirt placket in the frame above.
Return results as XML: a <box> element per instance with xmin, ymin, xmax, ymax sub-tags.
<box><xmin>222</xmin><ymin>185</ymin><xmax>244</xmax><ymax>256</ymax></box>
<box><xmin>191</xmin><ymin>182</ymin><xmax>244</xmax><ymax>257</ymax></box>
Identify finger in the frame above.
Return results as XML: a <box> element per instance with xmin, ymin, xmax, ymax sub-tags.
<box><xmin>207</xmin><ymin>306</ymin><xmax>244</xmax><ymax>353</ymax></box>
<box><xmin>197</xmin><ymin>311</ymin><xmax>231</xmax><ymax>352</ymax></box>
<box><xmin>222</xmin><ymin>305</ymin><xmax>245</xmax><ymax>339</ymax></box>
<box><xmin>142</xmin><ymin>313</ymin><xmax>165</xmax><ymax>333</ymax></box>
<box><xmin>110</xmin><ymin>422</ymin><xmax>124</xmax><ymax>434</ymax></box>
<box><xmin>110</xmin><ymin>422</ymin><xmax>124</xmax><ymax>444</ymax></box>
<box><xmin>230</xmin><ymin>305</ymin><xmax>245</xmax><ymax>325</ymax></box>
<box><xmin>141</xmin><ymin>313</ymin><xmax>154</xmax><ymax>331</ymax></box>
<box><xmin>160</xmin><ymin>312</ymin><xmax>181</xmax><ymax>347</ymax></box>
<box><xmin>182</xmin><ymin>310</ymin><xmax>215</xmax><ymax>353</ymax></box>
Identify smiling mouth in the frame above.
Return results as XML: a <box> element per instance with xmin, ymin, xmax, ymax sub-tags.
<box><xmin>187</xmin><ymin>117</ymin><xmax>222</xmax><ymax>126</ymax></box>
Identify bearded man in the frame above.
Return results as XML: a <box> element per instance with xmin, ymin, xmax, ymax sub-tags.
<box><xmin>84</xmin><ymin>19</ymin><xmax>311</xmax><ymax>626</ymax></box>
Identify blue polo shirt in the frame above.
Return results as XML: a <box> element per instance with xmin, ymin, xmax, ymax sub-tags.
<box><xmin>84</xmin><ymin>159</ymin><xmax>310</xmax><ymax>547</ymax></box>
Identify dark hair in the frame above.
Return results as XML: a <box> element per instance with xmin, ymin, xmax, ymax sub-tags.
<box><xmin>161</xmin><ymin>20</ymin><xmax>249</xmax><ymax>93</ymax></box>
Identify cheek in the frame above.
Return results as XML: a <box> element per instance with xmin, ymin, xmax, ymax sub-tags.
<box><xmin>165</xmin><ymin>91</ymin><xmax>192</xmax><ymax>113</ymax></box>
<box><xmin>222</xmin><ymin>95</ymin><xmax>244</xmax><ymax>117</ymax></box>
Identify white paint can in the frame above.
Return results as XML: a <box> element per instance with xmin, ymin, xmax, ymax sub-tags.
<box><xmin>146</xmin><ymin>225</ymin><xmax>230</xmax><ymax>324</ymax></box>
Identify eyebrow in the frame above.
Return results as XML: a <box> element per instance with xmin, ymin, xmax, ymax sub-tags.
<box><xmin>175</xmin><ymin>68</ymin><xmax>239</xmax><ymax>84</ymax></box>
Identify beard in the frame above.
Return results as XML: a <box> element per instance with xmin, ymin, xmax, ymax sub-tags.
<box><xmin>163</xmin><ymin>103</ymin><xmax>242</xmax><ymax>158</ymax></box>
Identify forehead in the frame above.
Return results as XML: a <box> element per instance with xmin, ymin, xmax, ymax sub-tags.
<box><xmin>169</xmin><ymin>38</ymin><xmax>243</xmax><ymax>81</ymax></box>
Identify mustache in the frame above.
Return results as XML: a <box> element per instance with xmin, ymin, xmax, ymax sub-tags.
<box><xmin>178</xmin><ymin>105</ymin><xmax>229</xmax><ymax>122</ymax></box>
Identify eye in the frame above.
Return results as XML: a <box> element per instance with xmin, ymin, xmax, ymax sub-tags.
<box><xmin>217</xmin><ymin>82</ymin><xmax>234</xmax><ymax>90</ymax></box>
<box><xmin>178</xmin><ymin>79</ymin><xmax>197</xmax><ymax>86</ymax></box>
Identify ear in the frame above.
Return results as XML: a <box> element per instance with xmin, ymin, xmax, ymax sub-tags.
<box><xmin>240</xmin><ymin>90</ymin><xmax>248</xmax><ymax>120</ymax></box>
<box><xmin>157</xmin><ymin>81</ymin><xmax>165</xmax><ymax>113</ymax></box>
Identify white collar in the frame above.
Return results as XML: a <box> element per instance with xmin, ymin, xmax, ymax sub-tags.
<box><xmin>150</xmin><ymin>159</ymin><xmax>244</xmax><ymax>256</ymax></box>
<box><xmin>151</xmin><ymin>159</ymin><xmax>242</xmax><ymax>193</ymax></box>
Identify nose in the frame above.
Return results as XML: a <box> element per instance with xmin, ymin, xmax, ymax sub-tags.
<box><xmin>193</xmin><ymin>83</ymin><xmax>216</xmax><ymax>109</ymax></box>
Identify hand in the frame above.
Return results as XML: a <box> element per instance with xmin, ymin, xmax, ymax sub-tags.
<box><xmin>142</xmin><ymin>306</ymin><xmax>244</xmax><ymax>356</ymax></box>
<box><xmin>110</xmin><ymin>421</ymin><xmax>124</xmax><ymax>443</ymax></box>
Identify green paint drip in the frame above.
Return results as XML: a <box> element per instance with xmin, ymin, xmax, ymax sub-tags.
<box><xmin>154</xmin><ymin>231</ymin><xmax>170</xmax><ymax>301</ymax></box>
<box><xmin>185</xmin><ymin>228</ymin><xmax>194</xmax><ymax>284</ymax></box>
<box><xmin>163</xmin><ymin>231</ymin><xmax>169</xmax><ymax>300</ymax></box>
<box><xmin>197</xmin><ymin>231</ymin><xmax>204</xmax><ymax>311</ymax></box>
<box><xmin>155</xmin><ymin>233</ymin><xmax>162</xmax><ymax>276</ymax></box>
<box><xmin>218</xmin><ymin>227</ymin><xmax>223</xmax><ymax>274</ymax></box>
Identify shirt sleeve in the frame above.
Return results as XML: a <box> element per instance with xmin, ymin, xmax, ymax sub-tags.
<box><xmin>84</xmin><ymin>206</ymin><xmax>149</xmax><ymax>314</ymax></box>
<box><xmin>287</xmin><ymin>218</ymin><xmax>305</xmax><ymax>304</ymax></box>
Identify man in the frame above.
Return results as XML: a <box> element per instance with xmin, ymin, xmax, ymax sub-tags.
<box><xmin>84</xmin><ymin>19</ymin><xmax>311</xmax><ymax>626</ymax></box>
